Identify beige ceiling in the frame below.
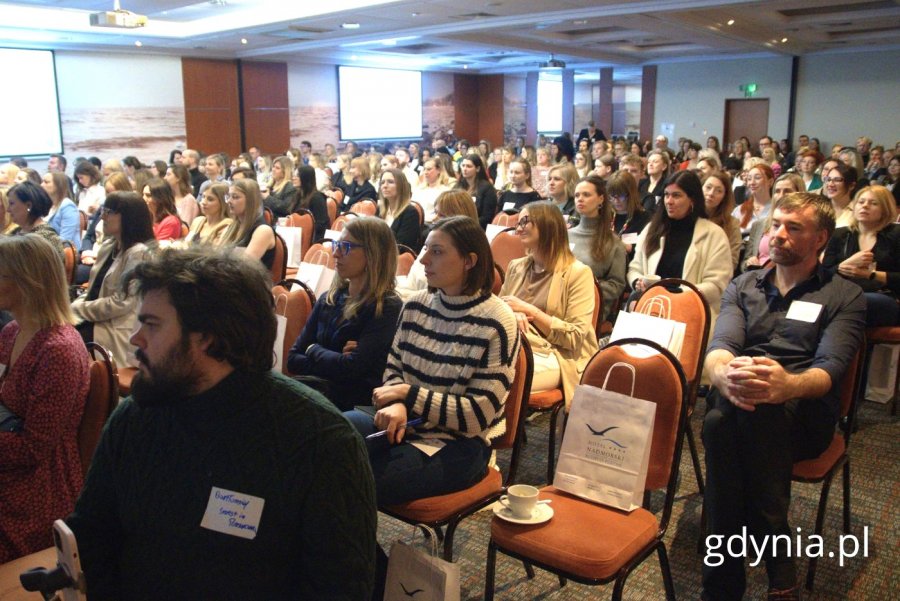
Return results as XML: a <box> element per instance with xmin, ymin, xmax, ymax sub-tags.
<box><xmin>3</xmin><ymin>0</ymin><xmax>899</xmax><ymax>81</ymax></box>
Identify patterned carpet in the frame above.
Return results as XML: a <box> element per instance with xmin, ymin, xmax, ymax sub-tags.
<box><xmin>376</xmin><ymin>399</ymin><xmax>899</xmax><ymax>600</ymax></box>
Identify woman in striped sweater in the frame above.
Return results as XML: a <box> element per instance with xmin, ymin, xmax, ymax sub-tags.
<box><xmin>345</xmin><ymin>215</ymin><xmax>519</xmax><ymax>505</ymax></box>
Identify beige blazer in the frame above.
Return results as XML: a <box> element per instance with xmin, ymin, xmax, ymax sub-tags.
<box><xmin>501</xmin><ymin>256</ymin><xmax>599</xmax><ymax>407</ymax></box>
<box><xmin>71</xmin><ymin>239</ymin><xmax>151</xmax><ymax>369</ymax></box>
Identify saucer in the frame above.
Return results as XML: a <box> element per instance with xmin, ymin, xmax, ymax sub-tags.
<box><xmin>492</xmin><ymin>502</ymin><xmax>553</xmax><ymax>525</ymax></box>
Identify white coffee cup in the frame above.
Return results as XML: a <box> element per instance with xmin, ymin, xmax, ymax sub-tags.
<box><xmin>641</xmin><ymin>274</ymin><xmax>661</xmax><ymax>289</ymax></box>
<box><xmin>499</xmin><ymin>484</ymin><xmax>539</xmax><ymax>519</ymax></box>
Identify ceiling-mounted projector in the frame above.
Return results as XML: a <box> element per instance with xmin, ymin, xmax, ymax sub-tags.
<box><xmin>90</xmin><ymin>10</ymin><xmax>147</xmax><ymax>28</ymax></box>
<box><xmin>539</xmin><ymin>57</ymin><xmax>566</xmax><ymax>69</ymax></box>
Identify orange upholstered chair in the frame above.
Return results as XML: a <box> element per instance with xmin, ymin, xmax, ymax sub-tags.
<box><xmin>396</xmin><ymin>244</ymin><xmax>417</xmax><ymax>277</ymax></box>
<box><xmin>489</xmin><ymin>227</ymin><xmax>525</xmax><ymax>272</ymax></box>
<box><xmin>303</xmin><ymin>242</ymin><xmax>336</xmax><ymax>269</ymax></box>
<box><xmin>330</xmin><ymin>213</ymin><xmax>355</xmax><ymax>233</ymax></box>
<box><xmin>61</xmin><ymin>240</ymin><xmax>77</xmax><ymax>286</ymax></box>
<box><xmin>79</xmin><ymin>343</ymin><xmax>119</xmax><ymax>477</ymax></box>
<box><xmin>273</xmin><ymin>279</ymin><xmax>316</xmax><ymax>374</ymax></box>
<box><xmin>491</xmin><ymin>211</ymin><xmax>520</xmax><ymax>229</ymax></box>
<box><xmin>269</xmin><ymin>232</ymin><xmax>288</xmax><ymax>284</ymax></box>
<box><xmin>325</xmin><ymin>197</ymin><xmax>338</xmax><ymax>226</ymax></box>
<box><xmin>379</xmin><ymin>336</ymin><xmax>533</xmax><ymax>562</ymax></box>
<box><xmin>485</xmin><ymin>338</ymin><xmax>689</xmax><ymax>600</ymax></box>
<box><xmin>634</xmin><ymin>278</ymin><xmax>710</xmax><ymax>493</ymax></box>
<box><xmin>349</xmin><ymin>199</ymin><xmax>377</xmax><ymax>216</ymax></box>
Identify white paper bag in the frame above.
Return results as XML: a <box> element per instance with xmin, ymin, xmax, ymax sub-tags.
<box><xmin>278</xmin><ymin>225</ymin><xmax>304</xmax><ymax>268</ymax></box>
<box><xmin>273</xmin><ymin>294</ymin><xmax>288</xmax><ymax>373</ymax></box>
<box><xmin>553</xmin><ymin>372</ymin><xmax>656</xmax><ymax>512</ymax></box>
<box><xmin>865</xmin><ymin>343</ymin><xmax>899</xmax><ymax>403</ymax></box>
<box><xmin>385</xmin><ymin>541</ymin><xmax>460</xmax><ymax>601</ymax></box>
<box><xmin>296</xmin><ymin>262</ymin><xmax>335</xmax><ymax>298</ymax></box>
<box><xmin>610</xmin><ymin>295</ymin><xmax>684</xmax><ymax>358</ymax></box>
<box><xmin>485</xmin><ymin>223</ymin><xmax>506</xmax><ymax>244</ymax></box>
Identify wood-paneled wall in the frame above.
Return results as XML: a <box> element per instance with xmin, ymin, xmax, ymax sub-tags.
<box><xmin>239</xmin><ymin>61</ymin><xmax>290</xmax><ymax>155</ymax></box>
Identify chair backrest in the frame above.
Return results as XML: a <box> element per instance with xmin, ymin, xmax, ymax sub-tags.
<box><xmin>492</xmin><ymin>212</ymin><xmax>520</xmax><ymax>228</ymax></box>
<box><xmin>634</xmin><ymin>278</ymin><xmax>710</xmax><ymax>393</ymax></box>
<box><xmin>492</xmin><ymin>262</ymin><xmax>505</xmax><ymax>295</ymax></box>
<box><xmin>839</xmin><ymin>337</ymin><xmax>866</xmax><ymax>443</ymax></box>
<box><xmin>273</xmin><ymin>279</ymin><xmax>317</xmax><ymax>373</ymax></box>
<box><xmin>350</xmin><ymin>199</ymin><xmax>377</xmax><ymax>216</ymax></box>
<box><xmin>286</xmin><ymin>210</ymin><xmax>314</xmax><ymax>258</ymax></box>
<box><xmin>489</xmin><ymin>227</ymin><xmax>526</xmax><ymax>272</ymax></box>
<box><xmin>592</xmin><ymin>278</ymin><xmax>602</xmax><ymax>331</ymax></box>
<box><xmin>270</xmin><ymin>232</ymin><xmax>288</xmax><ymax>284</ymax></box>
<box><xmin>410</xmin><ymin>201</ymin><xmax>425</xmax><ymax>228</ymax></box>
<box><xmin>331</xmin><ymin>214</ymin><xmax>355</xmax><ymax>232</ymax></box>
<box><xmin>580</xmin><ymin>339</ymin><xmax>688</xmax><ymax>496</ymax></box>
<box><xmin>62</xmin><ymin>240</ymin><xmax>77</xmax><ymax>285</ymax></box>
<box><xmin>79</xmin><ymin>343</ymin><xmax>119</xmax><ymax>477</ymax></box>
<box><xmin>179</xmin><ymin>220</ymin><xmax>190</xmax><ymax>239</ymax></box>
<box><xmin>303</xmin><ymin>242</ymin><xmax>336</xmax><ymax>268</ymax></box>
<box><xmin>397</xmin><ymin>248</ymin><xmax>416</xmax><ymax>277</ymax></box>
<box><xmin>79</xmin><ymin>210</ymin><xmax>89</xmax><ymax>233</ymax></box>
<box><xmin>493</xmin><ymin>336</ymin><xmax>533</xmax><ymax>484</ymax></box>
<box><xmin>263</xmin><ymin>206</ymin><xmax>274</xmax><ymax>225</ymax></box>
<box><xmin>326</xmin><ymin>197</ymin><xmax>338</xmax><ymax>226</ymax></box>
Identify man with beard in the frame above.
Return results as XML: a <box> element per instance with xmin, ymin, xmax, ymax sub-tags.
<box><xmin>65</xmin><ymin>248</ymin><xmax>377</xmax><ymax>600</ymax></box>
<box><xmin>700</xmin><ymin>192</ymin><xmax>865</xmax><ymax>601</ymax></box>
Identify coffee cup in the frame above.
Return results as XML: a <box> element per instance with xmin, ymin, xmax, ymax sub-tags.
<box><xmin>641</xmin><ymin>274</ymin><xmax>661</xmax><ymax>289</ymax></box>
<box><xmin>499</xmin><ymin>484</ymin><xmax>539</xmax><ymax>519</ymax></box>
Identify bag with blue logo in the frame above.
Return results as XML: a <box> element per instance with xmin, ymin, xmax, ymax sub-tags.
<box><xmin>553</xmin><ymin>366</ymin><xmax>655</xmax><ymax>512</ymax></box>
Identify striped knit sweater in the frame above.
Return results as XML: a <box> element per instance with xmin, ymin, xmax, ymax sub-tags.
<box><xmin>384</xmin><ymin>289</ymin><xmax>519</xmax><ymax>444</ymax></box>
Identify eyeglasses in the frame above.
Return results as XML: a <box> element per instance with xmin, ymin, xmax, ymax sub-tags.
<box><xmin>823</xmin><ymin>177</ymin><xmax>845</xmax><ymax>184</ymax></box>
<box><xmin>100</xmin><ymin>207</ymin><xmax>119</xmax><ymax>216</ymax></box>
<box><xmin>515</xmin><ymin>215</ymin><xmax>532</xmax><ymax>229</ymax></box>
<box><xmin>329</xmin><ymin>240</ymin><xmax>364</xmax><ymax>255</ymax></box>
<box><xmin>611</xmin><ymin>195</ymin><xmax>628</xmax><ymax>203</ymax></box>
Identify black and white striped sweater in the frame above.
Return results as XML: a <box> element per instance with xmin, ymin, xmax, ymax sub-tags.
<box><xmin>384</xmin><ymin>289</ymin><xmax>519</xmax><ymax>444</ymax></box>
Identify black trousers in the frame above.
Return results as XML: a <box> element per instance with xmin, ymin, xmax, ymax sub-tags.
<box><xmin>701</xmin><ymin>390</ymin><xmax>835</xmax><ymax>600</ymax></box>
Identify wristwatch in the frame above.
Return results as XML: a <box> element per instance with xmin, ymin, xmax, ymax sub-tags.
<box><xmin>869</xmin><ymin>271</ymin><xmax>877</xmax><ymax>280</ymax></box>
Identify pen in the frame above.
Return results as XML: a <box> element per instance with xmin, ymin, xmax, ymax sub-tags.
<box><xmin>365</xmin><ymin>417</ymin><xmax>424</xmax><ymax>439</ymax></box>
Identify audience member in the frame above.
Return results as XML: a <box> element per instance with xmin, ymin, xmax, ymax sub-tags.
<box><xmin>7</xmin><ymin>182</ymin><xmax>63</xmax><ymax>253</ymax></box>
<box><xmin>498</xmin><ymin>159</ymin><xmax>541</xmax><ymax>211</ymax></box>
<box><xmin>73</xmin><ymin>161</ymin><xmax>105</xmax><ymax>216</ymax></box>
<box><xmin>142</xmin><ymin>178</ymin><xmax>183</xmax><ymax>242</ymax></box>
<box><xmin>702</xmin><ymin>170</ymin><xmax>742</xmax><ymax>269</ymax></box>
<box><xmin>608</xmin><ymin>170</ymin><xmax>649</xmax><ymax>266</ymax></box>
<box><xmin>185</xmin><ymin>182</ymin><xmax>232</xmax><ymax>246</ymax></box>
<box><xmin>733</xmin><ymin>162</ymin><xmax>774</xmax><ymax>235</ymax></box>
<box><xmin>340</xmin><ymin>156</ymin><xmax>377</xmax><ymax>212</ymax></box>
<box><xmin>164</xmin><ymin>163</ymin><xmax>199</xmax><ymax>224</ymax></box>
<box><xmin>221</xmin><ymin>178</ymin><xmax>276</xmax><ymax>269</ymax></box>
<box><xmin>456</xmin><ymin>153</ymin><xmax>497</xmax><ymax>229</ymax></box>
<box><xmin>822</xmin><ymin>161</ymin><xmax>859</xmax><ymax>228</ymax></box>
<box><xmin>411</xmin><ymin>158</ymin><xmax>451</xmax><ymax>225</ymax></box>
<box><xmin>42</xmin><ymin>171</ymin><xmax>81</xmax><ymax>251</ymax></box>
<box><xmin>377</xmin><ymin>168</ymin><xmax>421</xmax><ymax>251</ymax></box>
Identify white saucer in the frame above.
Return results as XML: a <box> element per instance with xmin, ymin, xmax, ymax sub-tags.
<box><xmin>492</xmin><ymin>502</ymin><xmax>553</xmax><ymax>525</ymax></box>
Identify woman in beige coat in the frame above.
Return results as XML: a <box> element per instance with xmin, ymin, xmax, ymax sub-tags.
<box><xmin>72</xmin><ymin>192</ymin><xmax>155</xmax><ymax>369</ymax></box>
<box><xmin>499</xmin><ymin>201</ymin><xmax>598</xmax><ymax>407</ymax></box>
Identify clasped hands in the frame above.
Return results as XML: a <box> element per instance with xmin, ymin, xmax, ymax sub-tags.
<box><xmin>502</xmin><ymin>295</ymin><xmax>538</xmax><ymax>333</ymax></box>
<box><xmin>371</xmin><ymin>383</ymin><xmax>412</xmax><ymax>444</ymax></box>
<box><xmin>719</xmin><ymin>356</ymin><xmax>793</xmax><ymax>412</ymax></box>
<box><xmin>837</xmin><ymin>250</ymin><xmax>874</xmax><ymax>280</ymax></box>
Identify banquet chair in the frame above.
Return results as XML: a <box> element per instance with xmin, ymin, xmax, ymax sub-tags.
<box><xmin>489</xmin><ymin>227</ymin><xmax>525</xmax><ymax>272</ymax></box>
<box><xmin>79</xmin><ymin>343</ymin><xmax>119</xmax><ymax>477</ymax></box>
<box><xmin>272</xmin><ymin>279</ymin><xmax>316</xmax><ymax>374</ymax></box>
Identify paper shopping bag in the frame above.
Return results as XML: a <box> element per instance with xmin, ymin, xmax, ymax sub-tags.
<box><xmin>273</xmin><ymin>294</ymin><xmax>288</xmax><ymax>373</ymax></box>
<box><xmin>278</xmin><ymin>226</ymin><xmax>304</xmax><ymax>268</ymax></box>
<box><xmin>384</xmin><ymin>541</ymin><xmax>460</xmax><ymax>601</ymax></box>
<box><xmin>296</xmin><ymin>261</ymin><xmax>335</xmax><ymax>298</ymax></box>
<box><xmin>553</xmin><ymin>370</ymin><xmax>655</xmax><ymax>512</ymax></box>
<box><xmin>609</xmin><ymin>296</ymin><xmax>685</xmax><ymax>358</ymax></box>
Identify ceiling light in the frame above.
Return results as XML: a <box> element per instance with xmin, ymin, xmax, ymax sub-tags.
<box><xmin>727</xmin><ymin>19</ymin><xmax>735</xmax><ymax>26</ymax></box>
<box><xmin>342</xmin><ymin>22</ymin><xmax>360</xmax><ymax>29</ymax></box>
<box><xmin>573</xmin><ymin>20</ymin><xmax>587</xmax><ymax>25</ymax></box>
<box><xmin>134</xmin><ymin>40</ymin><xmax>142</xmax><ymax>47</ymax></box>
<box><xmin>241</xmin><ymin>38</ymin><xmax>248</xmax><ymax>44</ymax></box>
<box><xmin>463</xmin><ymin>64</ymin><xmax>468</xmax><ymax>69</ymax></box>
<box><xmin>781</xmin><ymin>37</ymin><xmax>788</xmax><ymax>43</ymax></box>
<box><xmin>350</xmin><ymin>54</ymin><xmax>358</xmax><ymax>60</ymax></box>
<box><xmin>411</xmin><ymin>12</ymin><xmax>419</xmax><ymax>17</ymax></box>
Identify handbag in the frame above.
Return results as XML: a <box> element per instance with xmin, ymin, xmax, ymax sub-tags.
<box><xmin>553</xmin><ymin>365</ymin><xmax>656</xmax><ymax>512</ymax></box>
<box><xmin>384</xmin><ymin>527</ymin><xmax>460</xmax><ymax>601</ymax></box>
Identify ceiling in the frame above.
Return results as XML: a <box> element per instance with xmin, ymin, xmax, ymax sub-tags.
<box><xmin>2</xmin><ymin>0</ymin><xmax>899</xmax><ymax>82</ymax></box>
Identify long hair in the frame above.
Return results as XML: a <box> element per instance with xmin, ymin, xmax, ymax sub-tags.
<box><xmin>578</xmin><ymin>175</ymin><xmax>617</xmax><ymax>263</ymax></box>
<box><xmin>606</xmin><ymin>171</ymin><xmax>642</xmax><ymax>221</ymax></box>
<box><xmin>848</xmin><ymin>185</ymin><xmax>897</xmax><ymax>232</ymax></box>
<box><xmin>202</xmin><ymin>183</ymin><xmax>231</xmax><ymax>221</ymax></box>
<box><xmin>456</xmin><ymin>153</ymin><xmax>490</xmax><ymax>192</ymax></box>
<box><xmin>146</xmin><ymin>177</ymin><xmax>178</xmax><ymax>224</ymax></box>
<box><xmin>645</xmin><ymin>170</ymin><xmax>707</xmax><ymax>257</ymax></box>
<box><xmin>221</xmin><ymin>179</ymin><xmax>263</xmax><ymax>246</ymax></box>
<box><xmin>377</xmin><ymin>168</ymin><xmax>412</xmax><ymax>220</ymax></box>
<box><xmin>422</xmin><ymin>158</ymin><xmax>450</xmax><ymax>187</ymax></box>
<box><xmin>46</xmin><ymin>172</ymin><xmax>72</xmax><ymax>204</ymax></box>
<box><xmin>326</xmin><ymin>217</ymin><xmax>398</xmax><ymax>320</ymax></box>
<box><xmin>702</xmin><ymin>170</ymin><xmax>737</xmax><ymax>237</ymax></box>
<box><xmin>0</xmin><ymin>234</ymin><xmax>74</xmax><ymax>327</ymax></box>
<box><xmin>547</xmin><ymin>163</ymin><xmax>579</xmax><ymax>200</ymax></box>
<box><xmin>168</xmin><ymin>163</ymin><xmax>193</xmax><ymax>197</ymax></box>
<box><xmin>434</xmin><ymin>190</ymin><xmax>478</xmax><ymax>221</ymax></box>
<box><xmin>524</xmin><ymin>201</ymin><xmax>575</xmax><ymax>271</ymax></box>
<box><xmin>291</xmin><ymin>165</ymin><xmax>317</xmax><ymax>213</ymax></box>
<box><xmin>738</xmin><ymin>163</ymin><xmax>774</xmax><ymax>229</ymax></box>
<box><xmin>104</xmin><ymin>192</ymin><xmax>155</xmax><ymax>251</ymax></box>
<box><xmin>271</xmin><ymin>156</ymin><xmax>293</xmax><ymax>193</ymax></box>
<box><xmin>428</xmin><ymin>215</ymin><xmax>494</xmax><ymax>296</ymax></box>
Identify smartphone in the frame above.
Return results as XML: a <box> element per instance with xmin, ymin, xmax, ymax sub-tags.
<box><xmin>52</xmin><ymin>520</ymin><xmax>87</xmax><ymax>601</ymax></box>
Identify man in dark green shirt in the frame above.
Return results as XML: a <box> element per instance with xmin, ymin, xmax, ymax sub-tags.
<box><xmin>67</xmin><ymin>248</ymin><xmax>376</xmax><ymax>600</ymax></box>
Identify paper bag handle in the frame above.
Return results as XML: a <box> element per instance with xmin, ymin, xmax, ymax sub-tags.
<box><xmin>601</xmin><ymin>361</ymin><xmax>637</xmax><ymax>397</ymax></box>
<box><xmin>274</xmin><ymin>293</ymin><xmax>288</xmax><ymax>317</ymax></box>
<box><xmin>639</xmin><ymin>295</ymin><xmax>671</xmax><ymax>320</ymax></box>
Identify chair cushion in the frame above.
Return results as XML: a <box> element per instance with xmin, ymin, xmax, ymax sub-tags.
<box><xmin>867</xmin><ymin>326</ymin><xmax>900</xmax><ymax>343</ymax></box>
<box><xmin>792</xmin><ymin>434</ymin><xmax>846</xmax><ymax>480</ymax></box>
<box><xmin>528</xmin><ymin>389</ymin><xmax>563</xmax><ymax>410</ymax></box>
<box><xmin>491</xmin><ymin>487</ymin><xmax>659</xmax><ymax>581</ymax></box>
<box><xmin>384</xmin><ymin>468</ymin><xmax>502</xmax><ymax>524</ymax></box>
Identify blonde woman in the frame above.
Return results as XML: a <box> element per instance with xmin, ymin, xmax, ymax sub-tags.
<box><xmin>532</xmin><ymin>146</ymin><xmax>552</xmax><ymax>198</ymax></box>
<box><xmin>545</xmin><ymin>162</ymin><xmax>579</xmax><ymax>219</ymax></box>
<box><xmin>186</xmin><ymin>182</ymin><xmax>232</xmax><ymax>245</ymax></box>
<box><xmin>368</xmin><ymin>152</ymin><xmax>384</xmax><ymax>188</ymax></box>
<box><xmin>263</xmin><ymin>156</ymin><xmax>296</xmax><ymax>217</ymax></box>
<box><xmin>702</xmin><ymin>170</ymin><xmax>742</xmax><ymax>269</ymax></box>
<box><xmin>378</xmin><ymin>168</ymin><xmax>420</xmax><ymax>251</ymax></box>
<box><xmin>0</xmin><ymin>188</ymin><xmax>16</xmax><ymax>234</ymax></box>
<box><xmin>341</xmin><ymin>156</ymin><xmax>377</xmax><ymax>211</ymax></box>
<box><xmin>411</xmin><ymin>158</ymin><xmax>450</xmax><ymax>224</ymax></box>
<box><xmin>287</xmin><ymin>217</ymin><xmax>403</xmax><ymax>410</ymax></box>
<box><xmin>221</xmin><ymin>179</ymin><xmax>275</xmax><ymax>270</ymax></box>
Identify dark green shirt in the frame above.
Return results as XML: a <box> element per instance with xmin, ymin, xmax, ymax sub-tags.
<box><xmin>67</xmin><ymin>370</ymin><xmax>376</xmax><ymax>600</ymax></box>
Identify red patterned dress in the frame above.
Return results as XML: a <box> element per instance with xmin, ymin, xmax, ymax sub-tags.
<box><xmin>0</xmin><ymin>322</ymin><xmax>90</xmax><ymax>562</ymax></box>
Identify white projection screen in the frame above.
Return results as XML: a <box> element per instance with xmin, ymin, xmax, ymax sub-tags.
<box><xmin>0</xmin><ymin>49</ymin><xmax>63</xmax><ymax>158</ymax></box>
<box><xmin>338</xmin><ymin>66</ymin><xmax>422</xmax><ymax>140</ymax></box>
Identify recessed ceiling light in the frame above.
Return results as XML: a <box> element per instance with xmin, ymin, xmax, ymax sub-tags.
<box><xmin>350</xmin><ymin>54</ymin><xmax>358</xmax><ymax>60</ymax></box>
<box><xmin>342</xmin><ymin>23</ymin><xmax>360</xmax><ymax>30</ymax></box>
<box><xmin>241</xmin><ymin>38</ymin><xmax>248</xmax><ymax>44</ymax></box>
<box><xmin>463</xmin><ymin>64</ymin><xmax>468</xmax><ymax>69</ymax></box>
<box><xmin>727</xmin><ymin>19</ymin><xmax>735</xmax><ymax>26</ymax></box>
<box><xmin>781</xmin><ymin>37</ymin><xmax>788</xmax><ymax>43</ymax></box>
<box><xmin>573</xmin><ymin>20</ymin><xmax>587</xmax><ymax>25</ymax></box>
<box><xmin>134</xmin><ymin>40</ymin><xmax>142</xmax><ymax>47</ymax></box>
<box><xmin>411</xmin><ymin>12</ymin><xmax>419</xmax><ymax>17</ymax></box>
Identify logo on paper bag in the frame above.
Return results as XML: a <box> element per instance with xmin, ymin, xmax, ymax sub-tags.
<box><xmin>586</xmin><ymin>424</ymin><xmax>627</xmax><ymax>467</ymax></box>
<box><xmin>400</xmin><ymin>583</ymin><xmax>424</xmax><ymax>596</ymax></box>
<box><xmin>586</xmin><ymin>424</ymin><xmax>627</xmax><ymax>448</ymax></box>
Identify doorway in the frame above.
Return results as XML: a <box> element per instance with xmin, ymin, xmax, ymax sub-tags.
<box><xmin>723</xmin><ymin>99</ymin><xmax>769</xmax><ymax>148</ymax></box>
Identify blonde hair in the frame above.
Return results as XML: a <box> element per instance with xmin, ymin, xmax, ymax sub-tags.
<box><xmin>434</xmin><ymin>190</ymin><xmax>478</xmax><ymax>220</ymax></box>
<box><xmin>0</xmin><ymin>188</ymin><xmax>11</xmax><ymax>231</ymax></box>
<box><xmin>326</xmin><ymin>217</ymin><xmax>397</xmax><ymax>320</ymax></box>
<box><xmin>522</xmin><ymin>201</ymin><xmax>575</xmax><ymax>271</ymax></box>
<box><xmin>547</xmin><ymin>163</ymin><xmax>579</xmax><ymax>199</ymax></box>
<box><xmin>271</xmin><ymin>156</ymin><xmax>293</xmax><ymax>193</ymax></box>
<box><xmin>221</xmin><ymin>179</ymin><xmax>263</xmax><ymax>246</ymax></box>
<box><xmin>351</xmin><ymin>156</ymin><xmax>371</xmax><ymax>183</ymax></box>
<box><xmin>377</xmin><ymin>168</ymin><xmax>413</xmax><ymax>221</ymax></box>
<box><xmin>0</xmin><ymin>234</ymin><xmax>74</xmax><ymax>327</ymax></box>
<box><xmin>422</xmin><ymin>158</ymin><xmax>450</xmax><ymax>186</ymax></box>
<box><xmin>849</xmin><ymin>185</ymin><xmax>897</xmax><ymax>232</ymax></box>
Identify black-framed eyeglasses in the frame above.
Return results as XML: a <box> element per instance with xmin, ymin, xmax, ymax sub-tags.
<box><xmin>329</xmin><ymin>240</ymin><xmax>364</xmax><ymax>254</ymax></box>
<box><xmin>100</xmin><ymin>207</ymin><xmax>119</xmax><ymax>216</ymax></box>
<box><xmin>823</xmin><ymin>176</ymin><xmax>845</xmax><ymax>184</ymax></box>
<box><xmin>515</xmin><ymin>215</ymin><xmax>532</xmax><ymax>229</ymax></box>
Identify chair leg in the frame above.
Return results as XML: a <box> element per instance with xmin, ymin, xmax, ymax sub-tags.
<box><xmin>686</xmin><ymin>426</ymin><xmax>705</xmax><ymax>494</ymax></box>
<box><xmin>558</xmin><ymin>574</ymin><xmax>567</xmax><ymax>588</ymax></box>
<box><xmin>657</xmin><ymin>544</ymin><xmax>677</xmax><ymax>601</ymax></box>
<box><xmin>523</xmin><ymin>561</ymin><xmax>535</xmax><ymax>579</ymax></box>
<box><xmin>442</xmin><ymin>520</ymin><xmax>458</xmax><ymax>562</ymax></box>
<box><xmin>805</xmin><ymin>470</ymin><xmax>837</xmax><ymax>591</ymax></box>
<box><xmin>842</xmin><ymin>461</ymin><xmax>852</xmax><ymax>534</ymax></box>
<box><xmin>547</xmin><ymin>402</ymin><xmax>564</xmax><ymax>484</ymax></box>
<box><xmin>485</xmin><ymin>540</ymin><xmax>497</xmax><ymax>601</ymax></box>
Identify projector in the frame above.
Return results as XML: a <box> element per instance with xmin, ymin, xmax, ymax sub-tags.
<box><xmin>539</xmin><ymin>58</ymin><xmax>566</xmax><ymax>69</ymax></box>
<box><xmin>89</xmin><ymin>10</ymin><xmax>148</xmax><ymax>29</ymax></box>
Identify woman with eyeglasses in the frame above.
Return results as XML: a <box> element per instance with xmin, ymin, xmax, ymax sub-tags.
<box><xmin>823</xmin><ymin>185</ymin><xmax>900</xmax><ymax>327</ymax></box>
<box><xmin>796</xmin><ymin>150</ymin><xmax>823</xmax><ymax>191</ymax></box>
<box><xmin>71</xmin><ymin>192</ymin><xmax>155</xmax><ymax>369</ymax></box>
<box><xmin>0</xmin><ymin>235</ymin><xmax>90</xmax><ymax>563</ymax></box>
<box><xmin>287</xmin><ymin>217</ymin><xmax>402</xmax><ymax>411</ymax></box>
<box><xmin>822</xmin><ymin>162</ymin><xmax>858</xmax><ymax>228</ymax></box>
<box><xmin>628</xmin><ymin>170</ymin><xmax>732</xmax><ymax>318</ymax></box>
<box><xmin>607</xmin><ymin>171</ymin><xmax>649</xmax><ymax>267</ymax></box>
<box><xmin>500</xmin><ymin>201</ymin><xmax>598</xmax><ymax>405</ymax></box>
<box><xmin>185</xmin><ymin>182</ymin><xmax>232</xmax><ymax>246</ymax></box>
<box><xmin>344</xmin><ymin>215</ymin><xmax>518</xmax><ymax>506</ymax></box>
<box><xmin>732</xmin><ymin>161</ymin><xmax>774</xmax><ymax>236</ymax></box>
<box><xmin>220</xmin><ymin>179</ymin><xmax>276</xmax><ymax>269</ymax></box>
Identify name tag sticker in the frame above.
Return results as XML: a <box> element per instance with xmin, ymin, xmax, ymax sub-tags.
<box><xmin>200</xmin><ymin>486</ymin><xmax>265</xmax><ymax>540</ymax></box>
<box><xmin>786</xmin><ymin>300</ymin><xmax>822</xmax><ymax>323</ymax></box>
<box><xmin>621</xmin><ymin>233</ymin><xmax>639</xmax><ymax>245</ymax></box>
<box><xmin>503</xmin><ymin>202</ymin><xmax>516</xmax><ymax>211</ymax></box>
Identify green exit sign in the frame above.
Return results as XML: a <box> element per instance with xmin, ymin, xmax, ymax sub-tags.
<box><xmin>739</xmin><ymin>83</ymin><xmax>758</xmax><ymax>97</ymax></box>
